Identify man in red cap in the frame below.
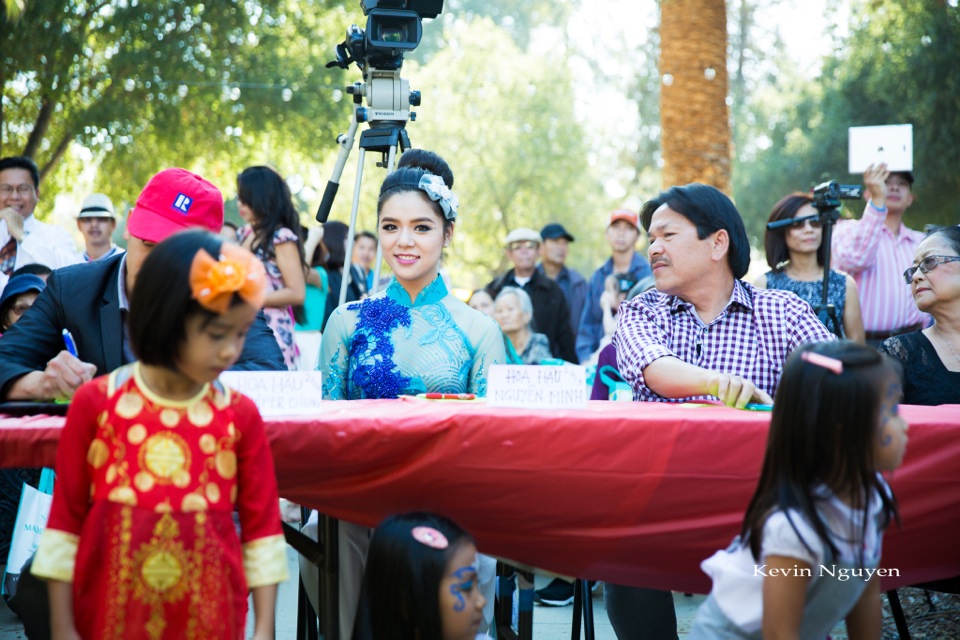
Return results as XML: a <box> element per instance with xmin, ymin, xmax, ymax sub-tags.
<box><xmin>0</xmin><ymin>168</ymin><xmax>285</xmax><ymax>402</ymax></box>
<box><xmin>575</xmin><ymin>208</ymin><xmax>653</xmax><ymax>363</ymax></box>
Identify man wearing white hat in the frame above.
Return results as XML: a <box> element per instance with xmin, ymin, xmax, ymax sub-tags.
<box><xmin>76</xmin><ymin>193</ymin><xmax>123</xmax><ymax>261</ymax></box>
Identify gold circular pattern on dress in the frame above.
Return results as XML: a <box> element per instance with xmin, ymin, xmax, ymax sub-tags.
<box><xmin>115</xmin><ymin>392</ymin><xmax>144</xmax><ymax>419</ymax></box>
<box><xmin>141</xmin><ymin>551</ymin><xmax>182</xmax><ymax>592</ymax></box>
<box><xmin>214</xmin><ymin>391</ymin><xmax>230</xmax><ymax>410</ymax></box>
<box><xmin>187</xmin><ymin>402</ymin><xmax>214</xmax><ymax>427</ymax></box>
<box><xmin>105</xmin><ymin>464</ymin><xmax>118</xmax><ymax>484</ymax></box>
<box><xmin>215</xmin><ymin>450</ymin><xmax>237</xmax><ymax>480</ymax></box>
<box><xmin>108</xmin><ymin>486</ymin><xmax>137</xmax><ymax>505</ymax></box>
<box><xmin>199</xmin><ymin>433</ymin><xmax>217</xmax><ymax>455</ymax></box>
<box><xmin>159</xmin><ymin>408</ymin><xmax>181</xmax><ymax>428</ymax></box>
<box><xmin>205</xmin><ymin>483</ymin><xmax>221</xmax><ymax>503</ymax></box>
<box><xmin>127</xmin><ymin>424</ymin><xmax>148</xmax><ymax>445</ymax></box>
<box><xmin>155</xmin><ymin>502</ymin><xmax>173</xmax><ymax>513</ymax></box>
<box><xmin>227</xmin><ymin>422</ymin><xmax>237</xmax><ymax>439</ymax></box>
<box><xmin>230</xmin><ymin>485</ymin><xmax>238</xmax><ymax>504</ymax></box>
<box><xmin>141</xmin><ymin>433</ymin><xmax>190</xmax><ymax>482</ymax></box>
<box><xmin>97</xmin><ymin>411</ymin><xmax>109</xmax><ymax>426</ymax></box>
<box><xmin>172</xmin><ymin>469</ymin><xmax>191</xmax><ymax>489</ymax></box>
<box><xmin>87</xmin><ymin>439</ymin><xmax>109</xmax><ymax>469</ymax></box>
<box><xmin>134</xmin><ymin>472</ymin><xmax>156</xmax><ymax>493</ymax></box>
<box><xmin>181</xmin><ymin>493</ymin><xmax>208</xmax><ymax>512</ymax></box>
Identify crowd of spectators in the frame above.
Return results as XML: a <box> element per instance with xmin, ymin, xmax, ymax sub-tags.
<box><xmin>1</xmin><ymin>149</ymin><xmax>958</xmax><ymax>638</ymax></box>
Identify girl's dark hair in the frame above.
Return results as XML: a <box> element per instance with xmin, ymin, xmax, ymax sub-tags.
<box><xmin>237</xmin><ymin>165</ymin><xmax>306</xmax><ymax>267</ymax></box>
<box><xmin>377</xmin><ymin>149</ymin><xmax>455</xmax><ymax>233</ymax></box>
<box><xmin>352</xmin><ymin>512</ymin><xmax>474</xmax><ymax>640</ymax></box>
<box><xmin>926</xmin><ymin>225</ymin><xmax>960</xmax><ymax>254</ymax></box>
<box><xmin>322</xmin><ymin>221</ymin><xmax>349</xmax><ymax>271</ymax></box>
<box><xmin>128</xmin><ymin>230</ymin><xmax>247</xmax><ymax>370</ymax></box>
<box><xmin>741</xmin><ymin>341</ymin><xmax>900</xmax><ymax>566</ymax></box>
<box><xmin>764</xmin><ymin>192</ymin><xmax>825</xmax><ymax>271</ymax></box>
<box><xmin>640</xmin><ymin>183</ymin><xmax>750</xmax><ymax>279</ymax></box>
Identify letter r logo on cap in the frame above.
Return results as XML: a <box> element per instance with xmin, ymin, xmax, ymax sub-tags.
<box><xmin>173</xmin><ymin>193</ymin><xmax>193</xmax><ymax>214</ymax></box>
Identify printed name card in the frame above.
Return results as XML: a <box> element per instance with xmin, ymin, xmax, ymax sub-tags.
<box><xmin>486</xmin><ymin>365</ymin><xmax>587</xmax><ymax>409</ymax></box>
<box><xmin>219</xmin><ymin>371</ymin><xmax>323</xmax><ymax>417</ymax></box>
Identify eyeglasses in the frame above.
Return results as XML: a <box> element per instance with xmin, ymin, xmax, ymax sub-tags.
<box><xmin>902</xmin><ymin>255</ymin><xmax>960</xmax><ymax>284</ymax></box>
<box><xmin>11</xmin><ymin>303</ymin><xmax>33</xmax><ymax>316</ymax></box>
<box><xmin>788</xmin><ymin>217</ymin><xmax>822</xmax><ymax>229</ymax></box>
<box><xmin>0</xmin><ymin>185</ymin><xmax>36</xmax><ymax>196</ymax></box>
<box><xmin>508</xmin><ymin>241</ymin><xmax>539</xmax><ymax>251</ymax></box>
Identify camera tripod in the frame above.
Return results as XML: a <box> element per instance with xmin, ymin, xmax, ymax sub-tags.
<box><xmin>316</xmin><ymin>74</ymin><xmax>419</xmax><ymax>305</ymax></box>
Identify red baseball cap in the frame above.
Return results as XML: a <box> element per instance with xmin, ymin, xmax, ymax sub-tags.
<box><xmin>608</xmin><ymin>207</ymin><xmax>639</xmax><ymax>228</ymax></box>
<box><xmin>126</xmin><ymin>168</ymin><xmax>223</xmax><ymax>243</ymax></box>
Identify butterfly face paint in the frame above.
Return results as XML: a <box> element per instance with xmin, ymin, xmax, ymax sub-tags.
<box><xmin>439</xmin><ymin>543</ymin><xmax>486</xmax><ymax>640</ymax></box>
<box><xmin>875</xmin><ymin>376</ymin><xmax>908</xmax><ymax>472</ymax></box>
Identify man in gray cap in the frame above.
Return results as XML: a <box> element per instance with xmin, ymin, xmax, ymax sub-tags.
<box><xmin>76</xmin><ymin>193</ymin><xmax>123</xmax><ymax>262</ymax></box>
<box><xmin>537</xmin><ymin>222</ymin><xmax>587</xmax><ymax>336</ymax></box>
<box><xmin>486</xmin><ymin>227</ymin><xmax>577</xmax><ymax>363</ymax></box>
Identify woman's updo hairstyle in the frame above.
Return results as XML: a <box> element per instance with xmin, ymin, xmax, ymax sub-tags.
<box><xmin>377</xmin><ymin>149</ymin><xmax>455</xmax><ymax>231</ymax></box>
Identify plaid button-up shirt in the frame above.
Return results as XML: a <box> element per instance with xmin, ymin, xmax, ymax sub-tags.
<box><xmin>613</xmin><ymin>279</ymin><xmax>836</xmax><ymax>403</ymax></box>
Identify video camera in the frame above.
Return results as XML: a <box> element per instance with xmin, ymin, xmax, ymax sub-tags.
<box><xmin>811</xmin><ymin>180</ymin><xmax>862</xmax><ymax>211</ymax></box>
<box><xmin>330</xmin><ymin>0</ymin><xmax>442</xmax><ymax>72</ymax></box>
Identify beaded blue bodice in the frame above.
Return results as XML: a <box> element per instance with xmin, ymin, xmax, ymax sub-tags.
<box><xmin>320</xmin><ymin>276</ymin><xmax>505</xmax><ymax>400</ymax></box>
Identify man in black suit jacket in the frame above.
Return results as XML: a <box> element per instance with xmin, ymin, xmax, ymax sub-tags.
<box><xmin>0</xmin><ymin>168</ymin><xmax>284</xmax><ymax>401</ymax></box>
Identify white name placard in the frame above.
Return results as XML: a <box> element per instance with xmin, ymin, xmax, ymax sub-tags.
<box><xmin>486</xmin><ymin>364</ymin><xmax>587</xmax><ymax>409</ymax></box>
<box><xmin>219</xmin><ymin>371</ymin><xmax>323</xmax><ymax>417</ymax></box>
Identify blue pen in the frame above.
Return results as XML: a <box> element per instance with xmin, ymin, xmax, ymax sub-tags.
<box><xmin>62</xmin><ymin>328</ymin><xmax>79</xmax><ymax>357</ymax></box>
<box><xmin>745</xmin><ymin>402</ymin><xmax>773</xmax><ymax>411</ymax></box>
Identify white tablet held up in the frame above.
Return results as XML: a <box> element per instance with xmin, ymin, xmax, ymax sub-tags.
<box><xmin>848</xmin><ymin>124</ymin><xmax>913</xmax><ymax>174</ymax></box>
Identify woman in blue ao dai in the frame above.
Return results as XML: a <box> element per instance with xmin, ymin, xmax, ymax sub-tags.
<box><xmin>317</xmin><ymin>149</ymin><xmax>504</xmax><ymax>639</ymax></box>
<box><xmin>319</xmin><ymin>150</ymin><xmax>504</xmax><ymax>399</ymax></box>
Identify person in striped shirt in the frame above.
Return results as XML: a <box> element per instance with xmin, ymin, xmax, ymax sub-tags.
<box><xmin>831</xmin><ymin>163</ymin><xmax>930</xmax><ymax>345</ymax></box>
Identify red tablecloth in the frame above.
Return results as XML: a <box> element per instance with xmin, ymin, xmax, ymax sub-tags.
<box><xmin>2</xmin><ymin>400</ymin><xmax>958</xmax><ymax>592</ymax></box>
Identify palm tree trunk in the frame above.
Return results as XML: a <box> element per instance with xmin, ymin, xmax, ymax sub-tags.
<box><xmin>659</xmin><ymin>0</ymin><xmax>732</xmax><ymax>193</ymax></box>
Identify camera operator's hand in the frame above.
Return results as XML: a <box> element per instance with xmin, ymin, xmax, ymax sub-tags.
<box><xmin>863</xmin><ymin>163</ymin><xmax>890</xmax><ymax>211</ymax></box>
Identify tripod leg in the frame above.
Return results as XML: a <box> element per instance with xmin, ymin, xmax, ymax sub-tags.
<box><xmin>369</xmin><ymin>146</ymin><xmax>401</xmax><ymax>295</ymax></box>
<box><xmin>316</xmin><ymin>117</ymin><xmax>360</xmax><ymax>224</ymax></box>
<box><xmin>340</xmin><ymin>149</ymin><xmax>368</xmax><ymax>307</ymax></box>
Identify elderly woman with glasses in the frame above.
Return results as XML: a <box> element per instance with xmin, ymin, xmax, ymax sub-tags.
<box><xmin>878</xmin><ymin>225</ymin><xmax>960</xmax><ymax>405</ymax></box>
<box><xmin>754</xmin><ymin>192</ymin><xmax>865</xmax><ymax>342</ymax></box>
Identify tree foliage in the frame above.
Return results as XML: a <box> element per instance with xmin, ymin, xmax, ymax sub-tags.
<box><xmin>411</xmin><ymin>17</ymin><xmax>602</xmax><ymax>287</ymax></box>
<box><xmin>1</xmin><ymin>0</ymin><xmax>351</xmax><ymax>208</ymax></box>
<box><xmin>734</xmin><ymin>0</ymin><xmax>960</xmax><ymax>242</ymax></box>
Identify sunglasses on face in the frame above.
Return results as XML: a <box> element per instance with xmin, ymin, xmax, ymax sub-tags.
<box><xmin>903</xmin><ymin>255</ymin><xmax>960</xmax><ymax>284</ymax></box>
<box><xmin>787</xmin><ymin>217</ymin><xmax>822</xmax><ymax>229</ymax></box>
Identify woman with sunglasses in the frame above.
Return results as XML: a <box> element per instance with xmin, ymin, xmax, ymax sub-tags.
<box><xmin>754</xmin><ymin>192</ymin><xmax>865</xmax><ymax>342</ymax></box>
<box><xmin>878</xmin><ymin>226</ymin><xmax>960</xmax><ymax>405</ymax></box>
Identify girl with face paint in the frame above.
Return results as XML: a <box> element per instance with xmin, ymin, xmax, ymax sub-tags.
<box><xmin>690</xmin><ymin>341</ymin><xmax>906</xmax><ymax>639</ymax></box>
<box><xmin>352</xmin><ymin>512</ymin><xmax>488</xmax><ymax>640</ymax></box>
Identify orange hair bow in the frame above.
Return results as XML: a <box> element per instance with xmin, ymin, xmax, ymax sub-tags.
<box><xmin>189</xmin><ymin>244</ymin><xmax>267</xmax><ymax>314</ymax></box>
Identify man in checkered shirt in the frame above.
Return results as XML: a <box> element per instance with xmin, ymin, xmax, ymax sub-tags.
<box><xmin>613</xmin><ymin>183</ymin><xmax>836</xmax><ymax>408</ymax></box>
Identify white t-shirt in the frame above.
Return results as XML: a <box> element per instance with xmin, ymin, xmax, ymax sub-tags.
<box><xmin>699</xmin><ymin>478</ymin><xmax>889</xmax><ymax>633</ymax></box>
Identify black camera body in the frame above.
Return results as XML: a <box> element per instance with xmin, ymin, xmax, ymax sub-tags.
<box><xmin>331</xmin><ymin>1</ymin><xmax>443</xmax><ymax>72</ymax></box>
<box><xmin>361</xmin><ymin>0</ymin><xmax>444</xmax><ymax>19</ymax></box>
<box><xmin>812</xmin><ymin>180</ymin><xmax>862</xmax><ymax>210</ymax></box>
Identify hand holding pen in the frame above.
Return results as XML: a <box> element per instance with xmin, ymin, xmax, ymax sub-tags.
<box><xmin>39</xmin><ymin>329</ymin><xmax>95</xmax><ymax>400</ymax></box>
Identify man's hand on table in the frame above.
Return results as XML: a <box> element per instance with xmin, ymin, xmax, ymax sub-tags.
<box><xmin>6</xmin><ymin>352</ymin><xmax>97</xmax><ymax>401</ymax></box>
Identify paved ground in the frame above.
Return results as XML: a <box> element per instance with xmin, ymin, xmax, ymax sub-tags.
<box><xmin>5</xmin><ymin>554</ymin><xmax>958</xmax><ymax>638</ymax></box>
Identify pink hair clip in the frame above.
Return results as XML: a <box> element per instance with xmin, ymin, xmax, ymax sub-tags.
<box><xmin>412</xmin><ymin>526</ymin><xmax>449</xmax><ymax>550</ymax></box>
<box><xmin>801</xmin><ymin>351</ymin><xmax>843</xmax><ymax>375</ymax></box>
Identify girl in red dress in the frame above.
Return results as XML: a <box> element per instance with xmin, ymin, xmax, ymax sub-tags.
<box><xmin>33</xmin><ymin>230</ymin><xmax>288</xmax><ymax>639</ymax></box>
